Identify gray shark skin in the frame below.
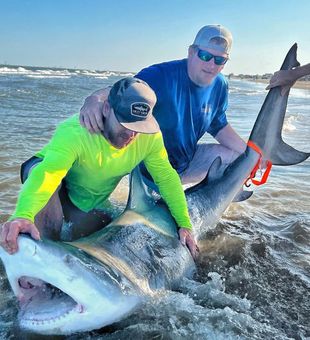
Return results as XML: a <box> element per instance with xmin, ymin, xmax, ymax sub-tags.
<box><xmin>0</xmin><ymin>44</ymin><xmax>308</xmax><ymax>335</ymax></box>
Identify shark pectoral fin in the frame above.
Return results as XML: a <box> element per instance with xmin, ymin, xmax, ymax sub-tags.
<box><xmin>126</xmin><ymin>166</ymin><xmax>156</xmax><ymax>213</ymax></box>
<box><xmin>184</xmin><ymin>156</ymin><xmax>233</xmax><ymax>195</ymax></box>
<box><xmin>232</xmin><ymin>189</ymin><xmax>253</xmax><ymax>202</ymax></box>
<box><xmin>269</xmin><ymin>140</ymin><xmax>310</xmax><ymax>166</ymax></box>
<box><xmin>185</xmin><ymin>157</ymin><xmax>225</xmax><ymax>194</ymax></box>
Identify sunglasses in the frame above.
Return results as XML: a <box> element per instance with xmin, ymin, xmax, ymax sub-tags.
<box><xmin>196</xmin><ymin>49</ymin><xmax>228</xmax><ymax>65</ymax></box>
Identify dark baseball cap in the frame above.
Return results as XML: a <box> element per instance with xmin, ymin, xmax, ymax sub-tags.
<box><xmin>108</xmin><ymin>77</ymin><xmax>160</xmax><ymax>134</ymax></box>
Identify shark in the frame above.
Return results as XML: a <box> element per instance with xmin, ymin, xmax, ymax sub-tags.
<box><xmin>0</xmin><ymin>43</ymin><xmax>308</xmax><ymax>335</ymax></box>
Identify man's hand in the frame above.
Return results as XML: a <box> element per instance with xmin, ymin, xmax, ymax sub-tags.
<box><xmin>80</xmin><ymin>96</ymin><xmax>105</xmax><ymax>134</ymax></box>
<box><xmin>0</xmin><ymin>218</ymin><xmax>41</xmax><ymax>254</ymax></box>
<box><xmin>266</xmin><ymin>70</ymin><xmax>296</xmax><ymax>96</ymax></box>
<box><xmin>178</xmin><ymin>227</ymin><xmax>199</xmax><ymax>259</ymax></box>
<box><xmin>80</xmin><ymin>87</ymin><xmax>111</xmax><ymax>134</ymax></box>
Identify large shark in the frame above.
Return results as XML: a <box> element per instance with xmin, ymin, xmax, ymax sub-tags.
<box><xmin>0</xmin><ymin>44</ymin><xmax>309</xmax><ymax>335</ymax></box>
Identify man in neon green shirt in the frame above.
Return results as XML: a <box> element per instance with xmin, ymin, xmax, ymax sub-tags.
<box><xmin>0</xmin><ymin>78</ymin><xmax>198</xmax><ymax>258</ymax></box>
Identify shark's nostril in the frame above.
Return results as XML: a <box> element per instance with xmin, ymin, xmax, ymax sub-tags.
<box><xmin>76</xmin><ymin>304</ymin><xmax>84</xmax><ymax>313</ymax></box>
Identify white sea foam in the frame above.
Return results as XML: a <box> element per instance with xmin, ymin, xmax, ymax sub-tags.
<box><xmin>26</xmin><ymin>75</ymin><xmax>70</xmax><ymax>79</ymax></box>
<box><xmin>283</xmin><ymin>115</ymin><xmax>297</xmax><ymax>131</ymax></box>
<box><xmin>0</xmin><ymin>66</ymin><xmax>134</xmax><ymax>79</ymax></box>
<box><xmin>0</xmin><ymin>66</ymin><xmax>31</xmax><ymax>74</ymax></box>
<box><xmin>94</xmin><ymin>76</ymin><xmax>109</xmax><ymax>79</ymax></box>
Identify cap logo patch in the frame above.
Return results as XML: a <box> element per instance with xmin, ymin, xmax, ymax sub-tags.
<box><xmin>131</xmin><ymin>102</ymin><xmax>150</xmax><ymax>118</ymax></box>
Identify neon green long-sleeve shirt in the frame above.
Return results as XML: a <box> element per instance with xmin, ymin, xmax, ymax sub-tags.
<box><xmin>11</xmin><ymin>114</ymin><xmax>191</xmax><ymax>229</ymax></box>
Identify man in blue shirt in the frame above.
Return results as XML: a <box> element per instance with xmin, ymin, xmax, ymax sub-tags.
<box><xmin>80</xmin><ymin>25</ymin><xmax>246</xmax><ymax>187</ymax></box>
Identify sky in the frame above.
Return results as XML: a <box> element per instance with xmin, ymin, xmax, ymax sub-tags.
<box><xmin>1</xmin><ymin>0</ymin><xmax>309</xmax><ymax>75</ymax></box>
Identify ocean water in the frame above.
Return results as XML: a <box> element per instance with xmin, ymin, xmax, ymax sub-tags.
<box><xmin>0</xmin><ymin>65</ymin><xmax>309</xmax><ymax>339</ymax></box>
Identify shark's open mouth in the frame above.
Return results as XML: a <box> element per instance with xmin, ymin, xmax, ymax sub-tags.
<box><xmin>18</xmin><ymin>276</ymin><xmax>84</xmax><ymax>326</ymax></box>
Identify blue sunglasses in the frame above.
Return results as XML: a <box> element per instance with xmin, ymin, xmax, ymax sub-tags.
<box><xmin>197</xmin><ymin>49</ymin><xmax>228</xmax><ymax>65</ymax></box>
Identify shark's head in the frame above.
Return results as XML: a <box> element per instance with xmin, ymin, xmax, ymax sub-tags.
<box><xmin>0</xmin><ymin>235</ymin><xmax>141</xmax><ymax>335</ymax></box>
<box><xmin>0</xmin><ymin>167</ymin><xmax>188</xmax><ymax>335</ymax></box>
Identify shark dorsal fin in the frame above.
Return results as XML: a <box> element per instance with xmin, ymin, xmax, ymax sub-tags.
<box><xmin>126</xmin><ymin>166</ymin><xmax>155</xmax><ymax>212</ymax></box>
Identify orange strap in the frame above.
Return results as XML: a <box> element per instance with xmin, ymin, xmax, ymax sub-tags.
<box><xmin>246</xmin><ymin>141</ymin><xmax>272</xmax><ymax>186</ymax></box>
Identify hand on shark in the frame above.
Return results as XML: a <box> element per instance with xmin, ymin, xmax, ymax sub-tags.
<box><xmin>266</xmin><ymin>63</ymin><xmax>310</xmax><ymax>96</ymax></box>
<box><xmin>0</xmin><ymin>218</ymin><xmax>41</xmax><ymax>254</ymax></box>
<box><xmin>178</xmin><ymin>227</ymin><xmax>199</xmax><ymax>259</ymax></box>
<box><xmin>266</xmin><ymin>70</ymin><xmax>294</xmax><ymax>96</ymax></box>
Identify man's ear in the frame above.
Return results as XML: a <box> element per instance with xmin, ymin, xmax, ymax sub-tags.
<box><xmin>102</xmin><ymin>100</ymin><xmax>111</xmax><ymax>118</ymax></box>
<box><xmin>188</xmin><ymin>46</ymin><xmax>196</xmax><ymax>58</ymax></box>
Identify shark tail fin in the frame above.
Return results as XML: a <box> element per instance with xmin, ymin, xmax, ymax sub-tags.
<box><xmin>248</xmin><ymin>43</ymin><xmax>309</xmax><ymax>167</ymax></box>
<box><xmin>266</xmin><ymin>139</ymin><xmax>310</xmax><ymax>166</ymax></box>
<box><xmin>280</xmin><ymin>43</ymin><xmax>300</xmax><ymax>70</ymax></box>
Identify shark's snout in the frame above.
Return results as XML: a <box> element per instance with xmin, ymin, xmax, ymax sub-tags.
<box><xmin>0</xmin><ymin>235</ymin><xmax>141</xmax><ymax>335</ymax></box>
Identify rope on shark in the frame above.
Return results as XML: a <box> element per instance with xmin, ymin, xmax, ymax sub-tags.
<box><xmin>245</xmin><ymin>140</ymin><xmax>272</xmax><ymax>187</ymax></box>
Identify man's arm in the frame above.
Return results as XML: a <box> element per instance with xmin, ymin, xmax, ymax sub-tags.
<box><xmin>1</xmin><ymin>122</ymin><xmax>79</xmax><ymax>254</ymax></box>
<box><xmin>80</xmin><ymin>87</ymin><xmax>111</xmax><ymax>133</ymax></box>
<box><xmin>215</xmin><ymin>124</ymin><xmax>246</xmax><ymax>155</ymax></box>
<box><xmin>215</xmin><ymin>124</ymin><xmax>271</xmax><ymax>170</ymax></box>
<box><xmin>266</xmin><ymin>63</ymin><xmax>310</xmax><ymax>95</ymax></box>
<box><xmin>10</xmin><ymin>156</ymin><xmax>71</xmax><ymax>222</ymax></box>
<box><xmin>80</xmin><ymin>63</ymin><xmax>164</xmax><ymax>134</ymax></box>
<box><xmin>1</xmin><ymin>157</ymin><xmax>71</xmax><ymax>254</ymax></box>
<box><xmin>144</xmin><ymin>133</ymin><xmax>199</xmax><ymax>259</ymax></box>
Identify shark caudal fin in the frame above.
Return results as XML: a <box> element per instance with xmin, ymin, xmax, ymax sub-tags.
<box><xmin>265</xmin><ymin>141</ymin><xmax>309</xmax><ymax>165</ymax></box>
<box><xmin>280</xmin><ymin>43</ymin><xmax>300</xmax><ymax>71</ymax></box>
<box><xmin>248</xmin><ymin>43</ymin><xmax>309</xmax><ymax>166</ymax></box>
<box><xmin>126</xmin><ymin>166</ymin><xmax>155</xmax><ymax>213</ymax></box>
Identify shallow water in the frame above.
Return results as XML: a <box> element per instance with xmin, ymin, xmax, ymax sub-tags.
<box><xmin>0</xmin><ymin>66</ymin><xmax>309</xmax><ymax>339</ymax></box>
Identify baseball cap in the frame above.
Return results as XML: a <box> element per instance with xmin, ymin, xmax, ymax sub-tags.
<box><xmin>193</xmin><ymin>25</ymin><xmax>233</xmax><ymax>55</ymax></box>
<box><xmin>108</xmin><ymin>77</ymin><xmax>160</xmax><ymax>134</ymax></box>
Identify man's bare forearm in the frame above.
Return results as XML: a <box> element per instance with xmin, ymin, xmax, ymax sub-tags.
<box><xmin>215</xmin><ymin>124</ymin><xmax>246</xmax><ymax>154</ymax></box>
<box><xmin>293</xmin><ymin>63</ymin><xmax>310</xmax><ymax>80</ymax></box>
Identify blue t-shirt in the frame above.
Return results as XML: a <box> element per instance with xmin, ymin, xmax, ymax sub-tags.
<box><xmin>135</xmin><ymin>59</ymin><xmax>228</xmax><ymax>174</ymax></box>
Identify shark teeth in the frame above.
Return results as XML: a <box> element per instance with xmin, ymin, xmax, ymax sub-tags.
<box><xmin>22</xmin><ymin>304</ymin><xmax>85</xmax><ymax>326</ymax></box>
<box><xmin>17</xmin><ymin>276</ymin><xmax>84</xmax><ymax>326</ymax></box>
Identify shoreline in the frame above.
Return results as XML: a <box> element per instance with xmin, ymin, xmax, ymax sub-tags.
<box><xmin>231</xmin><ymin>77</ymin><xmax>310</xmax><ymax>91</ymax></box>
